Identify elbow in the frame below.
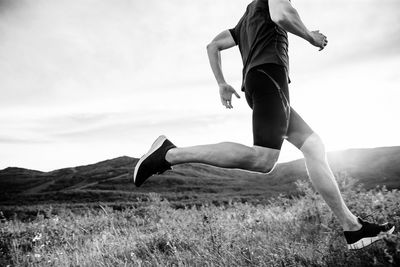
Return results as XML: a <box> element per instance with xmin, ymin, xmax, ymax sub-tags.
<box><xmin>206</xmin><ymin>41</ymin><xmax>220</xmax><ymax>52</ymax></box>
<box><xmin>206</xmin><ymin>42</ymin><xmax>216</xmax><ymax>51</ymax></box>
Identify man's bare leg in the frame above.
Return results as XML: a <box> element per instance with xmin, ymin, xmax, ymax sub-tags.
<box><xmin>299</xmin><ymin>133</ymin><xmax>361</xmax><ymax>231</ymax></box>
<box><xmin>166</xmin><ymin>142</ymin><xmax>280</xmax><ymax>174</ymax></box>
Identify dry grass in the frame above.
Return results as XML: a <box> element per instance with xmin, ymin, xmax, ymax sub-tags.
<box><xmin>1</xmin><ymin>175</ymin><xmax>399</xmax><ymax>266</ymax></box>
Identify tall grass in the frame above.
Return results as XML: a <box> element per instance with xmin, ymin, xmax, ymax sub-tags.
<box><xmin>1</xmin><ymin>174</ymin><xmax>399</xmax><ymax>266</ymax></box>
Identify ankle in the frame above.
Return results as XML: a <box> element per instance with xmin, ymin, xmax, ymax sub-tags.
<box><xmin>343</xmin><ymin>219</ymin><xmax>362</xmax><ymax>231</ymax></box>
<box><xmin>165</xmin><ymin>148</ymin><xmax>177</xmax><ymax>164</ymax></box>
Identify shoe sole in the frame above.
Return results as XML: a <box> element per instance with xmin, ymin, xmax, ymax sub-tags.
<box><xmin>133</xmin><ymin>135</ymin><xmax>168</xmax><ymax>184</ymax></box>
<box><xmin>348</xmin><ymin>226</ymin><xmax>395</xmax><ymax>250</ymax></box>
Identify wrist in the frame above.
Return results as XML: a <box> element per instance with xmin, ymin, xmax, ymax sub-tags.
<box><xmin>305</xmin><ymin>30</ymin><xmax>313</xmax><ymax>43</ymax></box>
<box><xmin>217</xmin><ymin>81</ymin><xmax>227</xmax><ymax>86</ymax></box>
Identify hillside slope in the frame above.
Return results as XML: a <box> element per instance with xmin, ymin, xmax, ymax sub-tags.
<box><xmin>0</xmin><ymin>146</ymin><xmax>399</xmax><ymax>206</ymax></box>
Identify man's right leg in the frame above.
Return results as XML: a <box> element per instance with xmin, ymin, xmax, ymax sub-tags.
<box><xmin>133</xmin><ymin>136</ymin><xmax>280</xmax><ymax>187</ymax></box>
<box><xmin>166</xmin><ymin>142</ymin><xmax>280</xmax><ymax>174</ymax></box>
<box><xmin>135</xmin><ymin>64</ymin><xmax>288</xmax><ymax>186</ymax></box>
<box><xmin>165</xmin><ymin>64</ymin><xmax>289</xmax><ymax>173</ymax></box>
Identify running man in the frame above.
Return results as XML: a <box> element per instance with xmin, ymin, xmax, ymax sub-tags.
<box><xmin>133</xmin><ymin>0</ymin><xmax>394</xmax><ymax>250</ymax></box>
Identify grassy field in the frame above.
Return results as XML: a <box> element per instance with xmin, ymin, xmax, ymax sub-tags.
<box><xmin>1</xmin><ymin>175</ymin><xmax>399</xmax><ymax>266</ymax></box>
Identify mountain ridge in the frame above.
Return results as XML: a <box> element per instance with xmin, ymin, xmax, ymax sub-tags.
<box><xmin>1</xmin><ymin>146</ymin><xmax>399</xmax><ymax>206</ymax></box>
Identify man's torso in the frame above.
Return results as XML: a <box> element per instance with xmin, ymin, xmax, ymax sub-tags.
<box><xmin>230</xmin><ymin>0</ymin><xmax>289</xmax><ymax>90</ymax></box>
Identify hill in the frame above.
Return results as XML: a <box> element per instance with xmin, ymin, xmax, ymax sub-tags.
<box><xmin>0</xmin><ymin>146</ymin><xmax>399</xmax><ymax>207</ymax></box>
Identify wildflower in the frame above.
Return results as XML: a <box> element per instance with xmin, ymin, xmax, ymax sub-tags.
<box><xmin>33</xmin><ymin>233</ymin><xmax>42</xmax><ymax>242</ymax></box>
<box><xmin>34</xmin><ymin>253</ymin><xmax>41</xmax><ymax>258</ymax></box>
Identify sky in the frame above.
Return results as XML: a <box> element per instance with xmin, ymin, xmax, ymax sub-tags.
<box><xmin>0</xmin><ymin>0</ymin><xmax>399</xmax><ymax>171</ymax></box>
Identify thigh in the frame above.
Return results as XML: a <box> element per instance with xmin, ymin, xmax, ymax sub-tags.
<box><xmin>286</xmin><ymin>108</ymin><xmax>314</xmax><ymax>149</ymax></box>
<box><xmin>245</xmin><ymin>65</ymin><xmax>289</xmax><ymax>150</ymax></box>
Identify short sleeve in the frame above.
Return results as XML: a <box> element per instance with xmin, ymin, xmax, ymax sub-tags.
<box><xmin>230</xmin><ymin>8</ymin><xmax>247</xmax><ymax>46</ymax></box>
<box><xmin>229</xmin><ymin>28</ymin><xmax>238</xmax><ymax>45</ymax></box>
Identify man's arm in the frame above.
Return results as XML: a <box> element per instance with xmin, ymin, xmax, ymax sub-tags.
<box><xmin>206</xmin><ymin>30</ymin><xmax>236</xmax><ymax>86</ymax></box>
<box><xmin>269</xmin><ymin>0</ymin><xmax>328</xmax><ymax>50</ymax></box>
<box><xmin>207</xmin><ymin>30</ymin><xmax>240</xmax><ymax>109</ymax></box>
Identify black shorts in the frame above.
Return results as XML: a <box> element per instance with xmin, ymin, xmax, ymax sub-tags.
<box><xmin>244</xmin><ymin>63</ymin><xmax>314</xmax><ymax>150</ymax></box>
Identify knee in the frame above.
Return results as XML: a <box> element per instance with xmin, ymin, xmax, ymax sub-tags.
<box><xmin>300</xmin><ymin>133</ymin><xmax>326</xmax><ymax>160</ymax></box>
<box><xmin>250</xmin><ymin>149</ymin><xmax>279</xmax><ymax>174</ymax></box>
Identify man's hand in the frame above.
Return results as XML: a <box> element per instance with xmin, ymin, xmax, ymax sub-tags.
<box><xmin>219</xmin><ymin>83</ymin><xmax>240</xmax><ymax>109</ymax></box>
<box><xmin>309</xmin><ymin>30</ymin><xmax>328</xmax><ymax>51</ymax></box>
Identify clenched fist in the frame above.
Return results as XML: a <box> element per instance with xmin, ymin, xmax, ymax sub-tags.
<box><xmin>309</xmin><ymin>30</ymin><xmax>328</xmax><ymax>51</ymax></box>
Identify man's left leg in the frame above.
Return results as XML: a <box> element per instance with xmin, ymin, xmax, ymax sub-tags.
<box><xmin>288</xmin><ymin>108</ymin><xmax>394</xmax><ymax>249</ymax></box>
<box><xmin>299</xmin><ymin>133</ymin><xmax>360</xmax><ymax>231</ymax></box>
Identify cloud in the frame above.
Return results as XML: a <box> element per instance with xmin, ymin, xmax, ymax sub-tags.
<box><xmin>0</xmin><ymin>0</ymin><xmax>245</xmax><ymax>109</ymax></box>
<box><xmin>0</xmin><ymin>136</ymin><xmax>49</xmax><ymax>144</ymax></box>
<box><xmin>36</xmin><ymin>111</ymin><xmax>241</xmax><ymax>142</ymax></box>
<box><xmin>1</xmin><ymin>0</ymin><xmax>399</xmax><ymax>170</ymax></box>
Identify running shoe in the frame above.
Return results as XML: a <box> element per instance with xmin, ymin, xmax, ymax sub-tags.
<box><xmin>133</xmin><ymin>135</ymin><xmax>176</xmax><ymax>187</ymax></box>
<box><xmin>344</xmin><ymin>217</ymin><xmax>395</xmax><ymax>250</ymax></box>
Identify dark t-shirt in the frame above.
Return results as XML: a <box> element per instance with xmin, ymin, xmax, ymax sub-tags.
<box><xmin>229</xmin><ymin>0</ymin><xmax>289</xmax><ymax>91</ymax></box>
